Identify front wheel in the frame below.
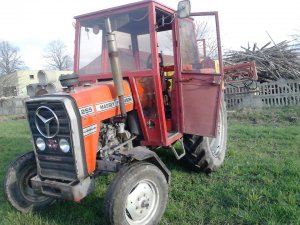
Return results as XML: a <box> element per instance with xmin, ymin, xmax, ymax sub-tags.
<box><xmin>182</xmin><ymin>98</ymin><xmax>227</xmax><ymax>173</ymax></box>
<box><xmin>104</xmin><ymin>162</ymin><xmax>168</xmax><ymax>225</ymax></box>
<box><xmin>3</xmin><ymin>151</ymin><xmax>55</xmax><ymax>213</ymax></box>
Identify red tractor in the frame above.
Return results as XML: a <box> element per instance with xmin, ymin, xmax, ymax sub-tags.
<box><xmin>4</xmin><ymin>0</ymin><xmax>231</xmax><ymax>224</ymax></box>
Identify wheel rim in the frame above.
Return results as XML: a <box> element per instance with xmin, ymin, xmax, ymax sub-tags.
<box><xmin>209</xmin><ymin>107</ymin><xmax>224</xmax><ymax>158</ymax></box>
<box><xmin>19</xmin><ymin>164</ymin><xmax>49</xmax><ymax>203</ymax></box>
<box><xmin>125</xmin><ymin>179</ymin><xmax>159</xmax><ymax>225</ymax></box>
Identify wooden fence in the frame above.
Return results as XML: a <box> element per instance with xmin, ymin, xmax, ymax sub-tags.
<box><xmin>225</xmin><ymin>79</ymin><xmax>300</xmax><ymax>109</ymax></box>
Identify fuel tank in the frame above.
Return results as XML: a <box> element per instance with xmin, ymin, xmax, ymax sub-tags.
<box><xmin>70</xmin><ymin>80</ymin><xmax>134</xmax><ymax>174</ymax></box>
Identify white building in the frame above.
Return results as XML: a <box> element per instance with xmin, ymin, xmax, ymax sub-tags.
<box><xmin>0</xmin><ymin>70</ymin><xmax>71</xmax><ymax>97</ymax></box>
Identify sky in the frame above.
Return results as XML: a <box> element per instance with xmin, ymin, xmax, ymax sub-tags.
<box><xmin>0</xmin><ymin>0</ymin><xmax>299</xmax><ymax>70</ymax></box>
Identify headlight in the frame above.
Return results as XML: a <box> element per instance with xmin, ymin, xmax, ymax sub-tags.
<box><xmin>59</xmin><ymin>139</ymin><xmax>70</xmax><ymax>153</ymax></box>
<box><xmin>36</xmin><ymin>137</ymin><xmax>46</xmax><ymax>151</ymax></box>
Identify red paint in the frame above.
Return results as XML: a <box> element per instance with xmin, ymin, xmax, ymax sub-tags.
<box><xmin>71</xmin><ymin>1</ymin><xmax>225</xmax><ymax>172</ymax></box>
<box><xmin>70</xmin><ymin>81</ymin><xmax>134</xmax><ymax>174</ymax></box>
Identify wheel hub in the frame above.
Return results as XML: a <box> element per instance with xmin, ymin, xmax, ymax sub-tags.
<box><xmin>125</xmin><ymin>180</ymin><xmax>158</xmax><ymax>224</ymax></box>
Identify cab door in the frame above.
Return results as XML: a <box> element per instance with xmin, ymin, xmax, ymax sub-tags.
<box><xmin>177</xmin><ymin>12</ymin><xmax>223</xmax><ymax>137</ymax></box>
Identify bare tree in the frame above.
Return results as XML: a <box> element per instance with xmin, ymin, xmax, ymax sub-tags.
<box><xmin>44</xmin><ymin>40</ymin><xmax>73</xmax><ymax>70</ymax></box>
<box><xmin>195</xmin><ymin>20</ymin><xmax>218</xmax><ymax>59</ymax></box>
<box><xmin>292</xmin><ymin>31</ymin><xmax>300</xmax><ymax>54</ymax></box>
<box><xmin>0</xmin><ymin>41</ymin><xmax>26</xmax><ymax>75</ymax></box>
<box><xmin>291</xmin><ymin>30</ymin><xmax>300</xmax><ymax>41</ymax></box>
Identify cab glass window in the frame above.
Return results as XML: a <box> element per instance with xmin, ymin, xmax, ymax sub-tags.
<box><xmin>179</xmin><ymin>15</ymin><xmax>220</xmax><ymax>74</ymax></box>
<box><xmin>78</xmin><ymin>7</ymin><xmax>151</xmax><ymax>75</ymax></box>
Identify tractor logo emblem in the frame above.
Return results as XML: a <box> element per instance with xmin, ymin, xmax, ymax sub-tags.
<box><xmin>35</xmin><ymin>106</ymin><xmax>59</xmax><ymax>138</ymax></box>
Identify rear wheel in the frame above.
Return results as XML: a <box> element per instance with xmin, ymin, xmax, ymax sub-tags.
<box><xmin>4</xmin><ymin>151</ymin><xmax>55</xmax><ymax>213</ymax></box>
<box><xmin>182</xmin><ymin>99</ymin><xmax>227</xmax><ymax>173</ymax></box>
<box><xmin>104</xmin><ymin>162</ymin><xmax>168</xmax><ymax>225</ymax></box>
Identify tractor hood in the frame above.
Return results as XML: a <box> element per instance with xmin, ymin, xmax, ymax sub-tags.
<box><xmin>68</xmin><ymin>80</ymin><xmax>134</xmax><ymax>174</ymax></box>
<box><xmin>70</xmin><ymin>80</ymin><xmax>133</xmax><ymax>123</ymax></box>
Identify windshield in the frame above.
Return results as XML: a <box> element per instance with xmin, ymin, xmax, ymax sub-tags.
<box><xmin>78</xmin><ymin>7</ymin><xmax>151</xmax><ymax>75</ymax></box>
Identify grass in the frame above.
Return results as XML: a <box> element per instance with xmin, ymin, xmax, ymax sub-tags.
<box><xmin>0</xmin><ymin>107</ymin><xmax>299</xmax><ymax>225</ymax></box>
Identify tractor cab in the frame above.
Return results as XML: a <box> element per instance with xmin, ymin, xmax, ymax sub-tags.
<box><xmin>75</xmin><ymin>0</ymin><xmax>224</xmax><ymax>147</ymax></box>
<box><xmin>4</xmin><ymin>1</ymin><xmax>229</xmax><ymax>224</ymax></box>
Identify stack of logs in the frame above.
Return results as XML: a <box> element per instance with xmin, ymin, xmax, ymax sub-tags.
<box><xmin>224</xmin><ymin>41</ymin><xmax>300</xmax><ymax>82</ymax></box>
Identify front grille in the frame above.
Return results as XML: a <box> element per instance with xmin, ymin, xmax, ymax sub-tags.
<box><xmin>27</xmin><ymin>100</ymin><xmax>77</xmax><ymax>181</ymax></box>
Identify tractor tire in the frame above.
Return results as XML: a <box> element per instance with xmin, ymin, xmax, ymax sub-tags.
<box><xmin>3</xmin><ymin>151</ymin><xmax>55</xmax><ymax>213</ymax></box>
<box><xmin>182</xmin><ymin>98</ymin><xmax>227</xmax><ymax>173</ymax></box>
<box><xmin>104</xmin><ymin>162</ymin><xmax>168</xmax><ymax>225</ymax></box>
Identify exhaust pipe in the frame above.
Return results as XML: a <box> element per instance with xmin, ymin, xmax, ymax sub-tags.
<box><xmin>105</xmin><ymin>17</ymin><xmax>126</xmax><ymax>117</ymax></box>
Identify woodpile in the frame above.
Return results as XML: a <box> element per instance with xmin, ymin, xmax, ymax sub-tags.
<box><xmin>224</xmin><ymin>41</ymin><xmax>300</xmax><ymax>82</ymax></box>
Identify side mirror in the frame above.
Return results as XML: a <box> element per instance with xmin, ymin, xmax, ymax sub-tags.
<box><xmin>177</xmin><ymin>0</ymin><xmax>191</xmax><ymax>18</ymax></box>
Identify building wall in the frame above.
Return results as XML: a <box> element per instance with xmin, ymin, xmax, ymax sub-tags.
<box><xmin>0</xmin><ymin>70</ymin><xmax>72</xmax><ymax>97</ymax></box>
<box><xmin>0</xmin><ymin>97</ymin><xmax>28</xmax><ymax>115</ymax></box>
<box><xmin>0</xmin><ymin>72</ymin><xmax>18</xmax><ymax>96</ymax></box>
<box><xmin>16</xmin><ymin>70</ymin><xmax>39</xmax><ymax>96</ymax></box>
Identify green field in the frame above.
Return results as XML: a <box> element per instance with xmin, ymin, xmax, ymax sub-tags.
<box><xmin>0</xmin><ymin>107</ymin><xmax>299</xmax><ymax>225</ymax></box>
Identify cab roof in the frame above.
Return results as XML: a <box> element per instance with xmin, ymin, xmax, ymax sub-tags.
<box><xmin>74</xmin><ymin>0</ymin><xmax>175</xmax><ymax>20</ymax></box>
